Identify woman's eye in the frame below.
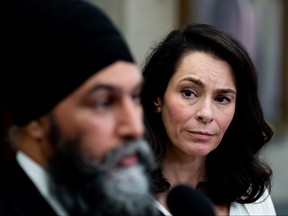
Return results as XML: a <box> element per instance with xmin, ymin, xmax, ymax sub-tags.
<box><xmin>215</xmin><ymin>95</ymin><xmax>231</xmax><ymax>104</ymax></box>
<box><xmin>181</xmin><ymin>88</ymin><xmax>197</xmax><ymax>99</ymax></box>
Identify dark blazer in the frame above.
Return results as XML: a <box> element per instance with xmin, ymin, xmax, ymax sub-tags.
<box><xmin>0</xmin><ymin>158</ymin><xmax>57</xmax><ymax>216</ymax></box>
<box><xmin>0</xmin><ymin>157</ymin><xmax>165</xmax><ymax>216</ymax></box>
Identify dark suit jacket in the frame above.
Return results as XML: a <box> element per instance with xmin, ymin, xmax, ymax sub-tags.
<box><xmin>0</xmin><ymin>157</ymin><xmax>165</xmax><ymax>216</ymax></box>
<box><xmin>0</xmin><ymin>158</ymin><xmax>57</xmax><ymax>216</ymax></box>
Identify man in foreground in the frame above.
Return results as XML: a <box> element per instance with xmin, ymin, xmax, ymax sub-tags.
<box><xmin>0</xmin><ymin>0</ymin><xmax>159</xmax><ymax>215</ymax></box>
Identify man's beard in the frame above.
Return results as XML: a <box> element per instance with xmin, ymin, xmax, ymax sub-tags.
<box><xmin>46</xmin><ymin>117</ymin><xmax>159</xmax><ymax>216</ymax></box>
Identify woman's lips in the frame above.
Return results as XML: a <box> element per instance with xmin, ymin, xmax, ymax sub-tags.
<box><xmin>187</xmin><ymin>130</ymin><xmax>213</xmax><ymax>141</ymax></box>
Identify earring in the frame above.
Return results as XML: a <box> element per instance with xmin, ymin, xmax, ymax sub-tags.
<box><xmin>154</xmin><ymin>101</ymin><xmax>161</xmax><ymax>113</ymax></box>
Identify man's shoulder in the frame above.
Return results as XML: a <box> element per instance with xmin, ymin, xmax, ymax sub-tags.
<box><xmin>0</xmin><ymin>158</ymin><xmax>57</xmax><ymax>216</ymax></box>
<box><xmin>0</xmin><ymin>158</ymin><xmax>28</xmax><ymax>215</ymax></box>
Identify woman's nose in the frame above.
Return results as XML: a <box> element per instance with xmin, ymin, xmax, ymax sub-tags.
<box><xmin>195</xmin><ymin>99</ymin><xmax>214</xmax><ymax>124</ymax></box>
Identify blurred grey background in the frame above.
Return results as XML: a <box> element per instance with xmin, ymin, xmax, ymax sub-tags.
<box><xmin>88</xmin><ymin>0</ymin><xmax>288</xmax><ymax>215</ymax></box>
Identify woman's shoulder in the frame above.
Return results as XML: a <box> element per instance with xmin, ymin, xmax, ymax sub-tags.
<box><xmin>230</xmin><ymin>190</ymin><xmax>276</xmax><ymax>216</ymax></box>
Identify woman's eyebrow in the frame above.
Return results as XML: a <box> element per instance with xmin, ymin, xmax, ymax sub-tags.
<box><xmin>179</xmin><ymin>77</ymin><xmax>236</xmax><ymax>94</ymax></box>
<box><xmin>179</xmin><ymin>77</ymin><xmax>204</xmax><ymax>87</ymax></box>
<box><xmin>216</xmin><ymin>88</ymin><xmax>237</xmax><ymax>95</ymax></box>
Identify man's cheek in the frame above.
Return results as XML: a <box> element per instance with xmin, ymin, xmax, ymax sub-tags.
<box><xmin>78</xmin><ymin>137</ymin><xmax>107</xmax><ymax>161</ymax></box>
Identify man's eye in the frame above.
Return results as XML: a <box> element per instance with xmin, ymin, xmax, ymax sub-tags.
<box><xmin>88</xmin><ymin>96</ymin><xmax>114</xmax><ymax>110</ymax></box>
<box><xmin>95</xmin><ymin>100</ymin><xmax>112</xmax><ymax>108</ymax></box>
<box><xmin>131</xmin><ymin>93</ymin><xmax>141</xmax><ymax>103</ymax></box>
<box><xmin>181</xmin><ymin>88</ymin><xmax>197</xmax><ymax>99</ymax></box>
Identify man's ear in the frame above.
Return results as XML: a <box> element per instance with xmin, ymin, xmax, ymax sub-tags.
<box><xmin>25</xmin><ymin>116</ymin><xmax>49</xmax><ymax>140</ymax></box>
<box><xmin>153</xmin><ymin>97</ymin><xmax>162</xmax><ymax>113</ymax></box>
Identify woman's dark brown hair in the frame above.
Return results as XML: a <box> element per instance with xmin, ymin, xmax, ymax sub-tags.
<box><xmin>141</xmin><ymin>23</ymin><xmax>273</xmax><ymax>205</ymax></box>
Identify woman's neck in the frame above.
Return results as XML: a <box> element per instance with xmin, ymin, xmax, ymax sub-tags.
<box><xmin>156</xmin><ymin>147</ymin><xmax>207</xmax><ymax>212</ymax></box>
<box><xmin>157</xmin><ymin>148</ymin><xmax>230</xmax><ymax>215</ymax></box>
<box><xmin>161</xmin><ymin>150</ymin><xmax>206</xmax><ymax>188</ymax></box>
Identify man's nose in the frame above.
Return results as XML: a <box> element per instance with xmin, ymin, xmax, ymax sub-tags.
<box><xmin>116</xmin><ymin>97</ymin><xmax>144</xmax><ymax>139</ymax></box>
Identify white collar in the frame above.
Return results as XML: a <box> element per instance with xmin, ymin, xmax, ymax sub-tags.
<box><xmin>153</xmin><ymin>198</ymin><xmax>172</xmax><ymax>216</ymax></box>
<box><xmin>16</xmin><ymin>151</ymin><xmax>67</xmax><ymax>216</ymax></box>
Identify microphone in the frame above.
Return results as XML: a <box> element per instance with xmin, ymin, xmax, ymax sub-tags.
<box><xmin>167</xmin><ymin>184</ymin><xmax>215</xmax><ymax>216</ymax></box>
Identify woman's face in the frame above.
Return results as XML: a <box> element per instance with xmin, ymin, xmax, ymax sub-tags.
<box><xmin>156</xmin><ymin>51</ymin><xmax>236</xmax><ymax>157</ymax></box>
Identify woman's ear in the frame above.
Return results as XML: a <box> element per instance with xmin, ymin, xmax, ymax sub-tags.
<box><xmin>153</xmin><ymin>97</ymin><xmax>162</xmax><ymax>113</ymax></box>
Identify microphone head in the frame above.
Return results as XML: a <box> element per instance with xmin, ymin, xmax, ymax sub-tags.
<box><xmin>167</xmin><ymin>184</ymin><xmax>215</xmax><ymax>216</ymax></box>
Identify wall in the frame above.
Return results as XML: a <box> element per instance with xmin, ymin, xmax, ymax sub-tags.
<box><xmin>87</xmin><ymin>0</ymin><xmax>179</xmax><ymax>66</ymax></box>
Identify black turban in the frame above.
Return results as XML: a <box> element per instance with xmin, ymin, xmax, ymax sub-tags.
<box><xmin>0</xmin><ymin>0</ymin><xmax>134</xmax><ymax>126</ymax></box>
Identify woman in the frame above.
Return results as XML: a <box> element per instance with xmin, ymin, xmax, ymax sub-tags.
<box><xmin>141</xmin><ymin>24</ymin><xmax>276</xmax><ymax>215</ymax></box>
